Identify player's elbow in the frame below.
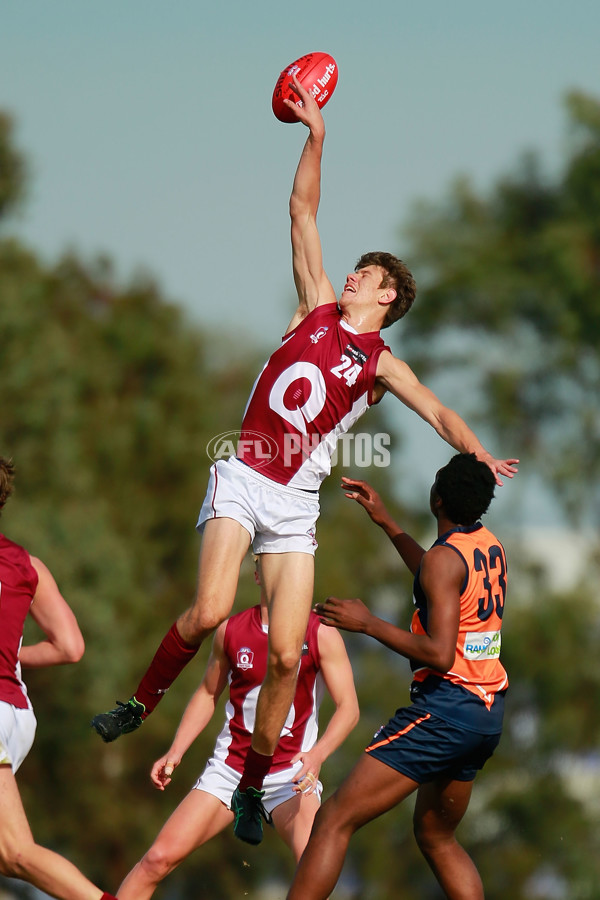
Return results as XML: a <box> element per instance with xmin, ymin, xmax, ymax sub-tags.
<box><xmin>430</xmin><ymin>649</ymin><xmax>455</xmax><ymax>674</ymax></box>
<box><xmin>289</xmin><ymin>195</ymin><xmax>314</xmax><ymax>225</ymax></box>
<box><xmin>337</xmin><ymin>698</ymin><xmax>360</xmax><ymax>734</ymax></box>
<box><xmin>61</xmin><ymin>632</ymin><xmax>85</xmax><ymax>664</ymax></box>
<box><xmin>349</xmin><ymin>701</ymin><xmax>360</xmax><ymax>731</ymax></box>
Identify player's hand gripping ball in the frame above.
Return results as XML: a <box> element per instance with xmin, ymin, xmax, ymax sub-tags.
<box><xmin>272</xmin><ymin>52</ymin><xmax>338</xmax><ymax>123</ymax></box>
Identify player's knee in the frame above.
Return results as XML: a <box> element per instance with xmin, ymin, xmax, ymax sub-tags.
<box><xmin>268</xmin><ymin>646</ymin><xmax>302</xmax><ymax>680</ymax></box>
<box><xmin>414</xmin><ymin>820</ymin><xmax>449</xmax><ymax>857</ymax></box>
<box><xmin>310</xmin><ymin>804</ymin><xmax>331</xmax><ymax>835</ymax></box>
<box><xmin>311</xmin><ymin>795</ymin><xmax>347</xmax><ymax>836</ymax></box>
<box><xmin>413</xmin><ymin>818</ymin><xmax>430</xmax><ymax>851</ymax></box>
<box><xmin>180</xmin><ymin>603</ymin><xmax>226</xmax><ymax>640</ymax></box>
<box><xmin>141</xmin><ymin>844</ymin><xmax>178</xmax><ymax>881</ymax></box>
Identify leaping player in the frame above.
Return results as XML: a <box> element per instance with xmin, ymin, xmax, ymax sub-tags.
<box><xmin>92</xmin><ymin>73</ymin><xmax>518</xmax><ymax>846</ymax></box>
<box><xmin>116</xmin><ymin>556</ymin><xmax>358</xmax><ymax>899</ymax></box>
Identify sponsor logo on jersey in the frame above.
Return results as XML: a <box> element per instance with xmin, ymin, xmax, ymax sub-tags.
<box><xmin>301</xmin><ymin>641</ymin><xmax>309</xmax><ymax>656</ymax></box>
<box><xmin>345</xmin><ymin>342</ymin><xmax>368</xmax><ymax>366</ymax></box>
<box><xmin>463</xmin><ymin>631</ymin><xmax>501</xmax><ymax>660</ymax></box>
<box><xmin>310</xmin><ymin>326</ymin><xmax>329</xmax><ymax>344</ymax></box>
<box><xmin>236</xmin><ymin>647</ymin><xmax>255</xmax><ymax>670</ymax></box>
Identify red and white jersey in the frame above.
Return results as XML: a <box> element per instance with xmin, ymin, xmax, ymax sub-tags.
<box><xmin>0</xmin><ymin>534</ymin><xmax>38</xmax><ymax>710</ymax></box>
<box><xmin>213</xmin><ymin>606</ymin><xmax>323</xmax><ymax>774</ymax></box>
<box><xmin>239</xmin><ymin>303</ymin><xmax>389</xmax><ymax>490</ymax></box>
<box><xmin>411</xmin><ymin>523</ymin><xmax>508</xmax><ymax>711</ymax></box>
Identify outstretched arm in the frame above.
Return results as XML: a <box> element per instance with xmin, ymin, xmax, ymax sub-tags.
<box><xmin>376</xmin><ymin>350</ymin><xmax>519</xmax><ymax>486</ymax></box>
<box><xmin>19</xmin><ymin>557</ymin><xmax>84</xmax><ymax>668</ymax></box>
<box><xmin>291</xmin><ymin>624</ymin><xmax>359</xmax><ymax>793</ymax></box>
<box><xmin>341</xmin><ymin>476</ymin><xmax>425</xmax><ymax>575</ymax></box>
<box><xmin>150</xmin><ymin>622</ymin><xmax>230</xmax><ymax>790</ymax></box>
<box><xmin>286</xmin><ymin>74</ymin><xmax>337</xmax><ymax>333</ymax></box>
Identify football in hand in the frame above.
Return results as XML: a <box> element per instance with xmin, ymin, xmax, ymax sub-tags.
<box><xmin>272</xmin><ymin>52</ymin><xmax>338</xmax><ymax>123</ymax></box>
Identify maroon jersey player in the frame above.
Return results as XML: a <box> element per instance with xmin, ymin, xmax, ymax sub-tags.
<box><xmin>92</xmin><ymin>74</ymin><xmax>518</xmax><ymax>846</ymax></box>
<box><xmin>117</xmin><ymin>558</ymin><xmax>358</xmax><ymax>900</ymax></box>
<box><xmin>0</xmin><ymin>457</ymin><xmax>118</xmax><ymax>900</ymax></box>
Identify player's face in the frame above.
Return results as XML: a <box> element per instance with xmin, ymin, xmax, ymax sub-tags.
<box><xmin>341</xmin><ymin>265</ymin><xmax>389</xmax><ymax>307</ymax></box>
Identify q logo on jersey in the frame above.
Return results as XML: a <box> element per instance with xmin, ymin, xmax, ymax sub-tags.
<box><xmin>236</xmin><ymin>647</ymin><xmax>254</xmax><ymax>670</ymax></box>
<box><xmin>310</xmin><ymin>326</ymin><xmax>329</xmax><ymax>344</ymax></box>
<box><xmin>269</xmin><ymin>362</ymin><xmax>326</xmax><ymax>434</ymax></box>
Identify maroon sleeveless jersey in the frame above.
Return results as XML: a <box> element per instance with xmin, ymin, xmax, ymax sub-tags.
<box><xmin>214</xmin><ymin>606</ymin><xmax>323</xmax><ymax>773</ymax></box>
<box><xmin>0</xmin><ymin>534</ymin><xmax>38</xmax><ymax>708</ymax></box>
<box><xmin>239</xmin><ymin>303</ymin><xmax>389</xmax><ymax>489</ymax></box>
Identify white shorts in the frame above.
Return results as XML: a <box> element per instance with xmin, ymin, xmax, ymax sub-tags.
<box><xmin>0</xmin><ymin>701</ymin><xmax>37</xmax><ymax>773</ymax></box>
<box><xmin>192</xmin><ymin>755</ymin><xmax>323</xmax><ymax>815</ymax></box>
<box><xmin>197</xmin><ymin>457</ymin><xmax>320</xmax><ymax>555</ymax></box>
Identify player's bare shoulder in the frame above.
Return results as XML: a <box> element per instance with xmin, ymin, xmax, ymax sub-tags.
<box><xmin>373</xmin><ymin>348</ymin><xmax>420</xmax><ymax>401</ymax></box>
<box><xmin>420</xmin><ymin>542</ymin><xmax>468</xmax><ymax>592</ymax></box>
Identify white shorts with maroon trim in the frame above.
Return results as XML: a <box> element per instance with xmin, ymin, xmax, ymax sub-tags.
<box><xmin>192</xmin><ymin>755</ymin><xmax>323</xmax><ymax>814</ymax></box>
<box><xmin>197</xmin><ymin>457</ymin><xmax>320</xmax><ymax>555</ymax></box>
<box><xmin>0</xmin><ymin>701</ymin><xmax>37</xmax><ymax>773</ymax></box>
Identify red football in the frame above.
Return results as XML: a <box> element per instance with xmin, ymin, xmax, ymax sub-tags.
<box><xmin>272</xmin><ymin>52</ymin><xmax>338</xmax><ymax>123</ymax></box>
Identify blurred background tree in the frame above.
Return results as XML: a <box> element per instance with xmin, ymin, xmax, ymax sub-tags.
<box><xmin>1</xmin><ymin>92</ymin><xmax>599</xmax><ymax>899</ymax></box>
<box><xmin>396</xmin><ymin>88</ymin><xmax>600</xmax><ymax>527</ymax></box>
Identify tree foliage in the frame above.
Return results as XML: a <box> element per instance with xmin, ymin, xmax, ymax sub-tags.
<box><xmin>0</xmin><ymin>113</ymin><xmax>410</xmax><ymax>897</ymax></box>
<box><xmin>397</xmin><ymin>90</ymin><xmax>600</xmax><ymax>524</ymax></box>
<box><xmin>2</xmin><ymin>96</ymin><xmax>600</xmax><ymax>899</ymax></box>
<box><xmin>0</xmin><ymin>112</ymin><xmax>26</xmax><ymax>223</ymax></box>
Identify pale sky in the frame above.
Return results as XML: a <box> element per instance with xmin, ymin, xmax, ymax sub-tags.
<box><xmin>2</xmin><ymin>0</ymin><xmax>598</xmax><ymax>525</ymax></box>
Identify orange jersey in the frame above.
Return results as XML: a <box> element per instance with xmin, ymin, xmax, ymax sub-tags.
<box><xmin>411</xmin><ymin>523</ymin><xmax>508</xmax><ymax>710</ymax></box>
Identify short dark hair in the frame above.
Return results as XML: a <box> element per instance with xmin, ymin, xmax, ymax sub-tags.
<box><xmin>435</xmin><ymin>453</ymin><xmax>495</xmax><ymax>525</ymax></box>
<box><xmin>0</xmin><ymin>457</ymin><xmax>15</xmax><ymax>515</ymax></box>
<box><xmin>355</xmin><ymin>251</ymin><xmax>416</xmax><ymax>328</ymax></box>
